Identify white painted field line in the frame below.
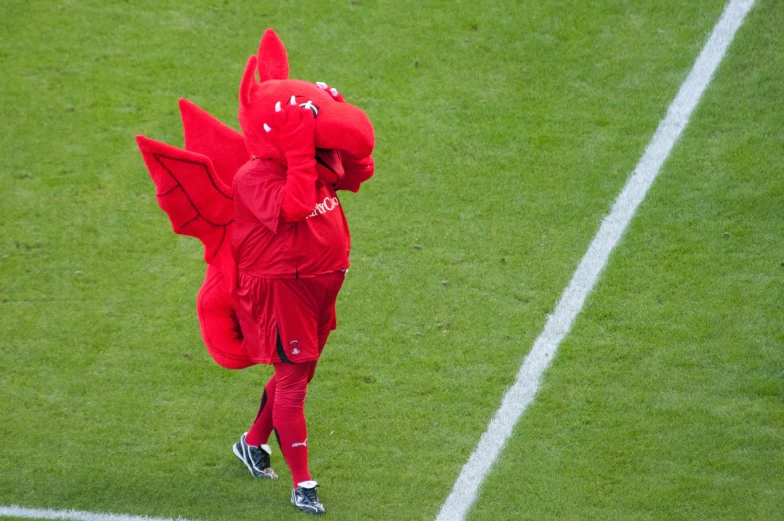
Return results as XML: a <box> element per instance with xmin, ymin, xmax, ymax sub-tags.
<box><xmin>0</xmin><ymin>506</ymin><xmax>198</xmax><ymax>521</ymax></box>
<box><xmin>435</xmin><ymin>1</ymin><xmax>757</xmax><ymax>520</ymax></box>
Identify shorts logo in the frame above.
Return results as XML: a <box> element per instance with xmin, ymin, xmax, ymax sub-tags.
<box><xmin>290</xmin><ymin>340</ymin><xmax>300</xmax><ymax>355</ymax></box>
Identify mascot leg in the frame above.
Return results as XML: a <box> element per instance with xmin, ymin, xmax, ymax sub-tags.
<box><xmin>270</xmin><ymin>360</ymin><xmax>325</xmax><ymax>514</ymax></box>
<box><xmin>247</xmin><ymin>374</ymin><xmax>277</xmax><ymax>446</ymax></box>
<box><xmin>232</xmin><ymin>374</ymin><xmax>279</xmax><ymax>480</ymax></box>
<box><xmin>272</xmin><ymin>361</ymin><xmax>317</xmax><ymax>486</ymax></box>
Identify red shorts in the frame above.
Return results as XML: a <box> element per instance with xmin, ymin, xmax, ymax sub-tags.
<box><xmin>233</xmin><ymin>271</ymin><xmax>346</xmax><ymax>365</ymax></box>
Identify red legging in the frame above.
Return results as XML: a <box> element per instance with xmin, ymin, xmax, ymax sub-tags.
<box><xmin>246</xmin><ymin>361</ymin><xmax>317</xmax><ymax>487</ymax></box>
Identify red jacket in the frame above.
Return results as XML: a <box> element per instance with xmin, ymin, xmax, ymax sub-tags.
<box><xmin>231</xmin><ymin>158</ymin><xmax>350</xmax><ymax>279</ymax></box>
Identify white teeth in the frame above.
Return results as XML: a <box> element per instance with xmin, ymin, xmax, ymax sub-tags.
<box><xmin>289</xmin><ymin>95</ymin><xmax>297</xmax><ymax>105</ymax></box>
<box><xmin>330</xmin><ymin>88</ymin><xmax>338</xmax><ymax>97</ymax></box>
<box><xmin>263</xmin><ymin>123</ymin><xmax>271</xmax><ymax>132</ymax></box>
<box><xmin>275</xmin><ymin>101</ymin><xmax>281</xmax><ymax>112</ymax></box>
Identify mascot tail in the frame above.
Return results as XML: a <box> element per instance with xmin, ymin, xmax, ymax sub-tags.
<box><xmin>136</xmin><ymin>99</ymin><xmax>255</xmax><ymax>369</ymax></box>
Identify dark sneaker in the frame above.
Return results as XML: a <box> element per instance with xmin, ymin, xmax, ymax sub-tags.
<box><xmin>291</xmin><ymin>480</ymin><xmax>325</xmax><ymax>515</ymax></box>
<box><xmin>232</xmin><ymin>432</ymin><xmax>278</xmax><ymax>479</ymax></box>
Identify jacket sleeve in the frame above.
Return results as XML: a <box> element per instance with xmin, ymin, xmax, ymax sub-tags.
<box><xmin>280</xmin><ymin>157</ymin><xmax>318</xmax><ymax>222</ymax></box>
<box><xmin>234</xmin><ymin>167</ymin><xmax>286</xmax><ymax>233</ymax></box>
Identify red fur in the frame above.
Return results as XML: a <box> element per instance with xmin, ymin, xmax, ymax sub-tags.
<box><xmin>136</xmin><ymin>29</ymin><xmax>375</xmax><ymax>370</ymax></box>
<box><xmin>257</xmin><ymin>29</ymin><xmax>290</xmax><ymax>82</ymax></box>
<box><xmin>239</xmin><ymin>29</ymin><xmax>374</xmax><ymax>160</ymax></box>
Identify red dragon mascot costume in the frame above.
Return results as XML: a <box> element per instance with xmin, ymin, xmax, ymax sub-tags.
<box><xmin>136</xmin><ymin>29</ymin><xmax>374</xmax><ymax>515</ymax></box>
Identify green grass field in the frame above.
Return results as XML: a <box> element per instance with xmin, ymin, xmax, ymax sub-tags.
<box><xmin>1</xmin><ymin>1</ymin><xmax>782</xmax><ymax>520</ymax></box>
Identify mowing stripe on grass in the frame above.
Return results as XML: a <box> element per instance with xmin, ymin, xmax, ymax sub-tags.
<box><xmin>0</xmin><ymin>506</ymin><xmax>198</xmax><ymax>521</ymax></box>
<box><xmin>434</xmin><ymin>1</ymin><xmax>757</xmax><ymax>520</ymax></box>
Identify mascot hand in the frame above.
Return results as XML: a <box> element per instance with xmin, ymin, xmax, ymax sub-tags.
<box><xmin>315</xmin><ymin>82</ymin><xmax>345</xmax><ymax>103</ymax></box>
<box><xmin>336</xmin><ymin>152</ymin><xmax>374</xmax><ymax>192</ymax></box>
<box><xmin>264</xmin><ymin>95</ymin><xmax>317</xmax><ymax>163</ymax></box>
<box><xmin>265</xmin><ymin>96</ymin><xmax>319</xmax><ymax>221</ymax></box>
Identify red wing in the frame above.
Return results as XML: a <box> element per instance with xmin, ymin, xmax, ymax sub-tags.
<box><xmin>179</xmin><ymin>98</ymin><xmax>251</xmax><ymax>188</ymax></box>
<box><xmin>136</xmin><ymin>135</ymin><xmax>234</xmax><ymax>264</ymax></box>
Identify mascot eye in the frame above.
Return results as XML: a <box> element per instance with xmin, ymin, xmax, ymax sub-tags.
<box><xmin>299</xmin><ymin>100</ymin><xmax>319</xmax><ymax>118</ymax></box>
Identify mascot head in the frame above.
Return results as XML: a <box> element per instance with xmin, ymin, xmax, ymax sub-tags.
<box><xmin>239</xmin><ymin>29</ymin><xmax>375</xmax><ymax>161</ymax></box>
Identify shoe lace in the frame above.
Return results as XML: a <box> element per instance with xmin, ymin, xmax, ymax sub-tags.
<box><xmin>248</xmin><ymin>445</ymin><xmax>266</xmax><ymax>467</ymax></box>
<box><xmin>302</xmin><ymin>486</ymin><xmax>320</xmax><ymax>504</ymax></box>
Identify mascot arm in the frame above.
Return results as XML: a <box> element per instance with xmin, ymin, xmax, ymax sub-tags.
<box><xmin>266</xmin><ymin>97</ymin><xmax>319</xmax><ymax>222</ymax></box>
<box><xmin>231</xmin><ymin>161</ymin><xmax>315</xmax><ymax>230</ymax></box>
<box><xmin>336</xmin><ymin>153</ymin><xmax>374</xmax><ymax>193</ymax></box>
<box><xmin>281</xmin><ymin>166</ymin><xmax>318</xmax><ymax>221</ymax></box>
